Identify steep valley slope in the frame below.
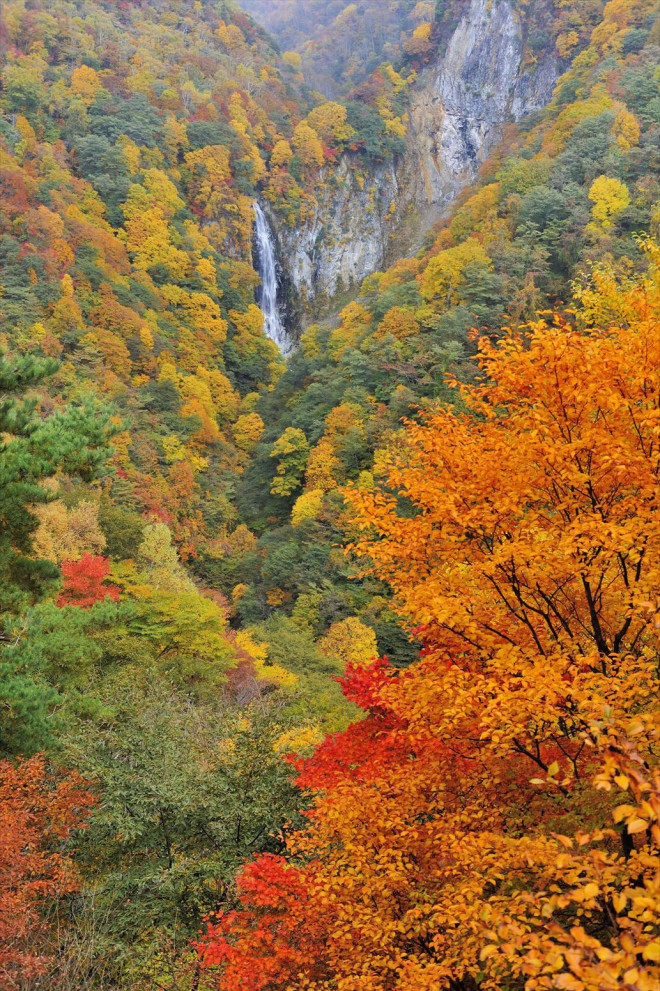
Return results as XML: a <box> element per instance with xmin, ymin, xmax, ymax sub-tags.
<box><xmin>1</xmin><ymin>0</ymin><xmax>660</xmax><ymax>985</ymax></box>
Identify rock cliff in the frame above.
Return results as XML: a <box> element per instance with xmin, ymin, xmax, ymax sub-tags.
<box><xmin>405</xmin><ymin>0</ymin><xmax>557</xmax><ymax>212</ymax></box>
<box><xmin>271</xmin><ymin>158</ymin><xmax>400</xmax><ymax>316</ymax></box>
<box><xmin>272</xmin><ymin>0</ymin><xmax>558</xmax><ymax>318</ymax></box>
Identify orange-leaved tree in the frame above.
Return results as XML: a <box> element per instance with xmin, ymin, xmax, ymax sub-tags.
<box><xmin>197</xmin><ymin>259</ymin><xmax>660</xmax><ymax>991</ymax></box>
<box><xmin>0</xmin><ymin>756</ymin><xmax>95</xmax><ymax>989</ymax></box>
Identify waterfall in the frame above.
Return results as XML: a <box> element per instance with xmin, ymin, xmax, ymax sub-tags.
<box><xmin>253</xmin><ymin>201</ymin><xmax>288</xmax><ymax>352</ymax></box>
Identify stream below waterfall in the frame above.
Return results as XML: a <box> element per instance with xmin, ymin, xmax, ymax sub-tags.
<box><xmin>253</xmin><ymin>202</ymin><xmax>289</xmax><ymax>352</ymax></box>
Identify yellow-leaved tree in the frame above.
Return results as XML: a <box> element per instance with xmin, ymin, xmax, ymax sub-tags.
<box><xmin>198</xmin><ymin>253</ymin><xmax>660</xmax><ymax>991</ymax></box>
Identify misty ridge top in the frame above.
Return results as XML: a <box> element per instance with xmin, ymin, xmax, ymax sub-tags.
<box><xmin>238</xmin><ymin>0</ymin><xmax>609</xmax><ymax>97</ymax></box>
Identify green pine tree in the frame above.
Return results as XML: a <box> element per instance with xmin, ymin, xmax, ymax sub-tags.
<box><xmin>0</xmin><ymin>350</ymin><xmax>113</xmax><ymax>753</ymax></box>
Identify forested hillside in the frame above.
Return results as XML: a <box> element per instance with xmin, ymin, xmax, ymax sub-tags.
<box><xmin>1</xmin><ymin>0</ymin><xmax>659</xmax><ymax>988</ymax></box>
<box><xmin>0</xmin><ymin>0</ymin><xmax>386</xmax><ymax>983</ymax></box>
<box><xmin>225</xmin><ymin>0</ymin><xmax>660</xmax><ymax>673</ymax></box>
<box><xmin>239</xmin><ymin>0</ymin><xmax>431</xmax><ymax>97</ymax></box>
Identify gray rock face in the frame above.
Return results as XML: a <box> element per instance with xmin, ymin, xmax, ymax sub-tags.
<box><xmin>274</xmin><ymin>0</ymin><xmax>558</xmax><ymax>311</ymax></box>
<box><xmin>276</xmin><ymin>157</ymin><xmax>400</xmax><ymax>308</ymax></box>
<box><xmin>408</xmin><ymin>0</ymin><xmax>556</xmax><ymax>210</ymax></box>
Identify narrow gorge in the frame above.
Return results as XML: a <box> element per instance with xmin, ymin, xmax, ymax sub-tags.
<box><xmin>5</xmin><ymin>0</ymin><xmax>659</xmax><ymax>984</ymax></box>
<box><xmin>268</xmin><ymin>0</ymin><xmax>559</xmax><ymax>334</ymax></box>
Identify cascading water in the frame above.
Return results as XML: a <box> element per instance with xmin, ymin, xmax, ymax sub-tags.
<box><xmin>253</xmin><ymin>201</ymin><xmax>289</xmax><ymax>352</ymax></box>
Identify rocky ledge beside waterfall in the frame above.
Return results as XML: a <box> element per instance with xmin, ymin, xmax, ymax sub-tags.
<box><xmin>270</xmin><ymin>0</ymin><xmax>558</xmax><ymax>320</ymax></box>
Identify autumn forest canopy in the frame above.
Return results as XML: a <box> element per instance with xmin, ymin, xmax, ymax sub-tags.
<box><xmin>0</xmin><ymin>1</ymin><xmax>659</xmax><ymax>989</ymax></box>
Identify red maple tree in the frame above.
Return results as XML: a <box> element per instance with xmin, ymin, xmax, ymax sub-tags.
<box><xmin>57</xmin><ymin>553</ymin><xmax>120</xmax><ymax>608</ymax></box>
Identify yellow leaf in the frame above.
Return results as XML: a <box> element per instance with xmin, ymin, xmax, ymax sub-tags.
<box><xmin>626</xmin><ymin>817</ymin><xmax>649</xmax><ymax>834</ymax></box>
<box><xmin>612</xmin><ymin>893</ymin><xmax>627</xmax><ymax>913</ymax></box>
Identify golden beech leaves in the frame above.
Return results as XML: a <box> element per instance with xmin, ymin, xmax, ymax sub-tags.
<box><xmin>319</xmin><ymin>617</ymin><xmax>378</xmax><ymax>668</ymax></box>
<box><xmin>232</xmin><ymin>412</ymin><xmax>265</xmax><ymax>453</ymax></box>
<box><xmin>612</xmin><ymin>105</ymin><xmax>641</xmax><ymax>150</ymax></box>
<box><xmin>199</xmin><ymin>268</ymin><xmax>660</xmax><ymax>991</ymax></box>
<box><xmin>420</xmin><ymin>235</ymin><xmax>492</xmax><ymax>303</ymax></box>
<box><xmin>484</xmin><ymin>725</ymin><xmax>660</xmax><ymax>991</ymax></box>
<box><xmin>70</xmin><ymin>64</ymin><xmax>102</xmax><ymax>105</ymax></box>
<box><xmin>269</xmin><ymin>427</ymin><xmax>309</xmax><ymax>498</ymax></box>
<box><xmin>305</xmin><ymin>102</ymin><xmax>356</xmax><ymax>146</ymax></box>
<box><xmin>291</xmin><ymin>121</ymin><xmax>324</xmax><ymax>169</ymax></box>
<box><xmin>349</xmin><ymin>307</ymin><xmax>660</xmax><ymax>682</ymax></box>
<box><xmin>374</xmin><ymin>305</ymin><xmax>419</xmax><ymax>341</ymax></box>
<box><xmin>33</xmin><ymin>498</ymin><xmax>106</xmax><ymax>564</ymax></box>
<box><xmin>305</xmin><ymin>438</ymin><xmax>340</xmax><ymax>492</ymax></box>
<box><xmin>588</xmin><ymin>175</ymin><xmax>631</xmax><ymax>229</ymax></box>
<box><xmin>291</xmin><ymin>488</ymin><xmax>324</xmax><ymax>528</ymax></box>
<box><xmin>270</xmin><ymin>138</ymin><xmax>294</xmax><ymax>169</ymax></box>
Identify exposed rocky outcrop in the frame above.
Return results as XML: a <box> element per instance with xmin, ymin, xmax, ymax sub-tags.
<box><xmin>271</xmin><ymin>158</ymin><xmax>400</xmax><ymax>315</ymax></box>
<box><xmin>272</xmin><ymin>0</ymin><xmax>559</xmax><ymax>320</ymax></box>
<box><xmin>404</xmin><ymin>0</ymin><xmax>557</xmax><ymax>213</ymax></box>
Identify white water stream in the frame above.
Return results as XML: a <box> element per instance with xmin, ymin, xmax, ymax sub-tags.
<box><xmin>253</xmin><ymin>201</ymin><xmax>289</xmax><ymax>352</ymax></box>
